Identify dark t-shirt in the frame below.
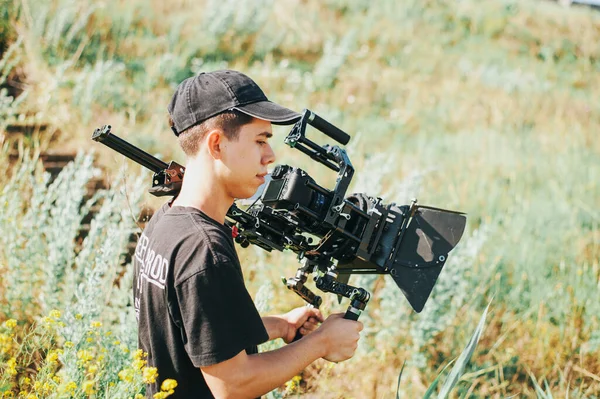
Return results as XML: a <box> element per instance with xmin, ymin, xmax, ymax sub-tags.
<box><xmin>133</xmin><ymin>203</ymin><xmax>269</xmax><ymax>398</ymax></box>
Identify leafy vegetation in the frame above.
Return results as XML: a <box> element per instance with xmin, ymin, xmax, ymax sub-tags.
<box><xmin>1</xmin><ymin>0</ymin><xmax>599</xmax><ymax>397</ymax></box>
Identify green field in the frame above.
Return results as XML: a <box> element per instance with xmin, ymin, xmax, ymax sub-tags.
<box><xmin>1</xmin><ymin>0</ymin><xmax>599</xmax><ymax>397</ymax></box>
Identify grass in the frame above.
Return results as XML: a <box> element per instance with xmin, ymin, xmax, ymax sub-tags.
<box><xmin>1</xmin><ymin>0</ymin><xmax>599</xmax><ymax>397</ymax></box>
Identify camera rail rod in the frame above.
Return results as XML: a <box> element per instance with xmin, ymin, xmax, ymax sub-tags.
<box><xmin>93</xmin><ymin>125</ymin><xmax>184</xmax><ymax>196</ymax></box>
<box><xmin>92</xmin><ymin>125</ymin><xmax>168</xmax><ymax>173</ymax></box>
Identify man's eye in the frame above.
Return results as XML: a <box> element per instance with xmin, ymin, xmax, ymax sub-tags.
<box><xmin>257</xmin><ymin>141</ymin><xmax>267</xmax><ymax>146</ymax></box>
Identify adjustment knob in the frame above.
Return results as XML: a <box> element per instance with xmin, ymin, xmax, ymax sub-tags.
<box><xmin>272</xmin><ymin>165</ymin><xmax>290</xmax><ymax>179</ymax></box>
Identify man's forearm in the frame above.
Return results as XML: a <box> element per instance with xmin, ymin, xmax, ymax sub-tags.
<box><xmin>201</xmin><ymin>329</ymin><xmax>327</xmax><ymax>399</ymax></box>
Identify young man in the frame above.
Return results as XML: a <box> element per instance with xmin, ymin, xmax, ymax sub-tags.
<box><xmin>133</xmin><ymin>70</ymin><xmax>363</xmax><ymax>398</ymax></box>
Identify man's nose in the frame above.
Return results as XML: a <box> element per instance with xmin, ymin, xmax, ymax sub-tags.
<box><xmin>263</xmin><ymin>144</ymin><xmax>276</xmax><ymax>165</ymax></box>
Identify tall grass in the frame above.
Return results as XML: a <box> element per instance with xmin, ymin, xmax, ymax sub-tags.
<box><xmin>0</xmin><ymin>153</ymin><xmax>166</xmax><ymax>397</ymax></box>
<box><xmin>0</xmin><ymin>39</ymin><xmax>26</xmax><ymax>137</ymax></box>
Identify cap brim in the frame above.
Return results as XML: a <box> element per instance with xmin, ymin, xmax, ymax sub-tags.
<box><xmin>234</xmin><ymin>101</ymin><xmax>301</xmax><ymax>125</ymax></box>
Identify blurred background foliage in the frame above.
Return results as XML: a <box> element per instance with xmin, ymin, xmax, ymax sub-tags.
<box><xmin>0</xmin><ymin>0</ymin><xmax>599</xmax><ymax>397</ymax></box>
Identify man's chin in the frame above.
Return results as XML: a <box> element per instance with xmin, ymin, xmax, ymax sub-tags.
<box><xmin>235</xmin><ymin>187</ymin><xmax>261</xmax><ymax>202</ymax></box>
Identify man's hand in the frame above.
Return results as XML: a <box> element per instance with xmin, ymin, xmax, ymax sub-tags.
<box><xmin>316</xmin><ymin>313</ymin><xmax>363</xmax><ymax>363</ymax></box>
<box><xmin>280</xmin><ymin>307</ymin><xmax>324</xmax><ymax>343</ymax></box>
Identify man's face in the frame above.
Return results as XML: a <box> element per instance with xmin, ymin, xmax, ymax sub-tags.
<box><xmin>218</xmin><ymin>117</ymin><xmax>275</xmax><ymax>200</ymax></box>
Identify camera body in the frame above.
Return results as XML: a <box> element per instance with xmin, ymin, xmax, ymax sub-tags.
<box><xmin>262</xmin><ymin>165</ymin><xmax>331</xmax><ymax>232</ymax></box>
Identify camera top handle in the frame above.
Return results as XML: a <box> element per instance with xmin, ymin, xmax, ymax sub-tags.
<box><xmin>284</xmin><ymin>110</ymin><xmax>351</xmax><ymax>172</ymax></box>
<box><xmin>306</xmin><ymin>110</ymin><xmax>350</xmax><ymax>145</ymax></box>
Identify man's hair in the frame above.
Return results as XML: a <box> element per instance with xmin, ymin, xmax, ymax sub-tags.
<box><xmin>170</xmin><ymin>110</ymin><xmax>254</xmax><ymax>156</ymax></box>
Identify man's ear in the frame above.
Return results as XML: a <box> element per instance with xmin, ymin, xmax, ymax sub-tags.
<box><xmin>205</xmin><ymin>129</ymin><xmax>224</xmax><ymax>160</ymax></box>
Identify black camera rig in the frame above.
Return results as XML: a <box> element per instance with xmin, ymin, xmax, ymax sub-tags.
<box><xmin>92</xmin><ymin>109</ymin><xmax>466</xmax><ymax>321</ymax></box>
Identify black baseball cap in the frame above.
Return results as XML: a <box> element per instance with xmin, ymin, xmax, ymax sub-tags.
<box><xmin>168</xmin><ymin>70</ymin><xmax>301</xmax><ymax>136</ymax></box>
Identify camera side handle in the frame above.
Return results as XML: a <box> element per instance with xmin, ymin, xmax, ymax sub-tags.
<box><xmin>343</xmin><ymin>307</ymin><xmax>361</xmax><ymax>321</ymax></box>
<box><xmin>307</xmin><ymin>111</ymin><xmax>351</xmax><ymax>145</ymax></box>
<box><xmin>343</xmin><ymin>293</ymin><xmax>368</xmax><ymax>321</ymax></box>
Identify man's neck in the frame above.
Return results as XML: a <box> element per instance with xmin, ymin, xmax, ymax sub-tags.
<box><xmin>171</xmin><ymin>161</ymin><xmax>233</xmax><ymax>225</ymax></box>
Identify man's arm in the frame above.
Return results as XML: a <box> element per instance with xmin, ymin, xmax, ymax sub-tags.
<box><xmin>201</xmin><ymin>313</ymin><xmax>362</xmax><ymax>399</ymax></box>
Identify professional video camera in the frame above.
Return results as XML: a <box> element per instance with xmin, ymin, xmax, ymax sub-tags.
<box><xmin>92</xmin><ymin>109</ymin><xmax>466</xmax><ymax>321</ymax></box>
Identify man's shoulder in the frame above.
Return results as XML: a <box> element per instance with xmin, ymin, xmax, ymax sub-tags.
<box><xmin>142</xmin><ymin>204</ymin><xmax>240</xmax><ymax>283</ymax></box>
<box><xmin>148</xmin><ymin>204</ymin><xmax>228</xmax><ymax>239</ymax></box>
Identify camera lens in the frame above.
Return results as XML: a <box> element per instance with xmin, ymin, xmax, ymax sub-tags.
<box><xmin>309</xmin><ymin>192</ymin><xmax>327</xmax><ymax>214</ymax></box>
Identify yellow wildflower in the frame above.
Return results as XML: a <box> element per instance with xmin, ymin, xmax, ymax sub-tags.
<box><xmin>4</xmin><ymin>319</ymin><xmax>17</xmax><ymax>329</ymax></box>
<box><xmin>49</xmin><ymin>310</ymin><xmax>61</xmax><ymax>319</ymax></box>
<box><xmin>153</xmin><ymin>393</ymin><xmax>169</xmax><ymax>399</ymax></box>
<box><xmin>88</xmin><ymin>364</ymin><xmax>98</xmax><ymax>374</ymax></box>
<box><xmin>42</xmin><ymin>382</ymin><xmax>54</xmax><ymax>394</ymax></box>
<box><xmin>77</xmin><ymin>349</ymin><xmax>94</xmax><ymax>363</ymax></box>
<box><xmin>6</xmin><ymin>357</ymin><xmax>17</xmax><ymax>375</ymax></box>
<box><xmin>46</xmin><ymin>351</ymin><xmax>59</xmax><ymax>364</ymax></box>
<box><xmin>90</xmin><ymin>321</ymin><xmax>102</xmax><ymax>328</ymax></box>
<box><xmin>133</xmin><ymin>358</ymin><xmax>146</xmax><ymax>370</ymax></box>
<box><xmin>64</xmin><ymin>341</ymin><xmax>74</xmax><ymax>348</ymax></box>
<box><xmin>161</xmin><ymin>379</ymin><xmax>178</xmax><ymax>391</ymax></box>
<box><xmin>285</xmin><ymin>375</ymin><xmax>302</xmax><ymax>393</ymax></box>
<box><xmin>75</xmin><ymin>314</ymin><xmax>83</xmax><ymax>320</ymax></box>
<box><xmin>118</xmin><ymin>368</ymin><xmax>134</xmax><ymax>383</ymax></box>
<box><xmin>82</xmin><ymin>380</ymin><xmax>95</xmax><ymax>395</ymax></box>
<box><xmin>63</xmin><ymin>381</ymin><xmax>77</xmax><ymax>395</ymax></box>
<box><xmin>0</xmin><ymin>333</ymin><xmax>13</xmax><ymax>353</ymax></box>
<box><xmin>142</xmin><ymin>366</ymin><xmax>158</xmax><ymax>384</ymax></box>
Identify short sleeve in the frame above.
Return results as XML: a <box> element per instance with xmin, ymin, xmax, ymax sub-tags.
<box><xmin>175</xmin><ymin>261</ymin><xmax>269</xmax><ymax>367</ymax></box>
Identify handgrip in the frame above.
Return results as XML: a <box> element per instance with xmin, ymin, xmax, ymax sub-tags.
<box><xmin>343</xmin><ymin>306</ymin><xmax>361</xmax><ymax>321</ymax></box>
<box><xmin>292</xmin><ymin>330</ymin><xmax>303</xmax><ymax>342</ymax></box>
<box><xmin>307</xmin><ymin>111</ymin><xmax>351</xmax><ymax>145</ymax></box>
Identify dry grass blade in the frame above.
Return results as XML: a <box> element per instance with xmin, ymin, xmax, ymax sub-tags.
<box><xmin>395</xmin><ymin>360</ymin><xmax>406</xmax><ymax>399</ymax></box>
<box><xmin>422</xmin><ymin>360</ymin><xmax>455</xmax><ymax>399</ymax></box>
<box><xmin>436</xmin><ymin>300</ymin><xmax>492</xmax><ymax>398</ymax></box>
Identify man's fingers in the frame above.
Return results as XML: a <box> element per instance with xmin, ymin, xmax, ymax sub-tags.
<box><xmin>302</xmin><ymin>320</ymin><xmax>319</xmax><ymax>332</ymax></box>
<box><xmin>308</xmin><ymin>308</ymin><xmax>324</xmax><ymax>322</ymax></box>
<box><xmin>299</xmin><ymin>326</ymin><xmax>316</xmax><ymax>335</ymax></box>
<box><xmin>357</xmin><ymin>321</ymin><xmax>364</xmax><ymax>332</ymax></box>
<box><xmin>298</xmin><ymin>317</ymin><xmax>321</xmax><ymax>335</ymax></box>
